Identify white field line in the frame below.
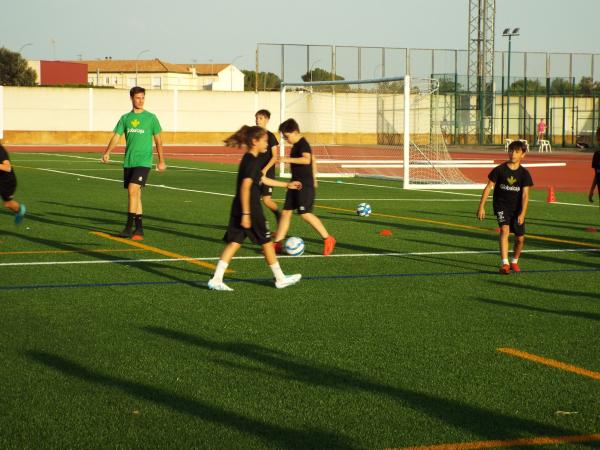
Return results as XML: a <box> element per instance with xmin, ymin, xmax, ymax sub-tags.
<box><xmin>24</xmin><ymin>153</ymin><xmax>595</xmax><ymax>208</ymax></box>
<box><xmin>1</xmin><ymin>248</ymin><xmax>599</xmax><ymax>268</ymax></box>
<box><xmin>317</xmin><ymin>159</ymin><xmax>496</xmax><ymax>164</ymax></box>
<box><xmin>341</xmin><ymin>163</ymin><xmax>566</xmax><ymax>169</ymax></box>
<box><xmin>29</xmin><ymin>167</ymin><xmax>234</xmax><ymax>198</ymax></box>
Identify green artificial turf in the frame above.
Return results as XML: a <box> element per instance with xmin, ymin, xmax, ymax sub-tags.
<box><xmin>0</xmin><ymin>152</ymin><xmax>599</xmax><ymax>449</ymax></box>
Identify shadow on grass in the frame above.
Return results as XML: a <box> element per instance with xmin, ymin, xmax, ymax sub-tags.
<box><xmin>487</xmin><ymin>280</ymin><xmax>600</xmax><ymax>301</ymax></box>
<box><xmin>25</xmin><ymin>350</ymin><xmax>356</xmax><ymax>450</ymax></box>
<box><xmin>1</xmin><ymin>223</ymin><xmax>209</xmax><ymax>289</ymax></box>
<box><xmin>474</xmin><ymin>297</ymin><xmax>600</xmax><ymax>322</ymax></box>
<box><xmin>41</xmin><ymin>200</ymin><xmax>228</xmax><ymax>232</ymax></box>
<box><xmin>142</xmin><ymin>326</ymin><xmax>594</xmax><ymax>444</ymax></box>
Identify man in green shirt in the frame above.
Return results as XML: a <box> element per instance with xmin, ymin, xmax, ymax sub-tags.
<box><xmin>102</xmin><ymin>86</ymin><xmax>166</xmax><ymax>240</ymax></box>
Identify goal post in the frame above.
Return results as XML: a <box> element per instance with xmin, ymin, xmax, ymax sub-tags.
<box><xmin>278</xmin><ymin>75</ymin><xmax>487</xmax><ymax>189</ymax></box>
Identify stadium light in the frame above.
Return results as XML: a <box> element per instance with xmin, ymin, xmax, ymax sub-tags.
<box><xmin>135</xmin><ymin>49</ymin><xmax>150</xmax><ymax>86</ymax></box>
<box><xmin>502</xmin><ymin>27</ymin><xmax>520</xmax><ymax>138</ymax></box>
<box><xmin>18</xmin><ymin>42</ymin><xmax>33</xmax><ymax>56</ymax></box>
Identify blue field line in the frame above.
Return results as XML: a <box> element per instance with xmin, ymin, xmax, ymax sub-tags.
<box><xmin>1</xmin><ymin>267</ymin><xmax>600</xmax><ymax>291</ymax></box>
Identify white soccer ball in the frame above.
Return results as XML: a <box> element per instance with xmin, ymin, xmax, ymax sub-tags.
<box><xmin>356</xmin><ymin>202</ymin><xmax>372</xmax><ymax>217</ymax></box>
<box><xmin>284</xmin><ymin>237</ymin><xmax>305</xmax><ymax>256</ymax></box>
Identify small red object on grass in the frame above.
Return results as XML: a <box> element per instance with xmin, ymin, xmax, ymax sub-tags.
<box><xmin>585</xmin><ymin>227</ymin><xmax>597</xmax><ymax>233</ymax></box>
<box><xmin>495</xmin><ymin>227</ymin><xmax>501</xmax><ymax>233</ymax></box>
<box><xmin>379</xmin><ymin>229</ymin><xmax>393</xmax><ymax>236</ymax></box>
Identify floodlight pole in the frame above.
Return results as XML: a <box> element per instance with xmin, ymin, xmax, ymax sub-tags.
<box><xmin>503</xmin><ymin>29</ymin><xmax>519</xmax><ymax>139</ymax></box>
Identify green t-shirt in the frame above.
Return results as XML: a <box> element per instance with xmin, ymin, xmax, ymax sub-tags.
<box><xmin>114</xmin><ymin>110</ymin><xmax>162</xmax><ymax>168</ymax></box>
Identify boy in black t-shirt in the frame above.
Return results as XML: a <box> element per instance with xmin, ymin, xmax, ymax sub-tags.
<box><xmin>254</xmin><ymin>109</ymin><xmax>281</xmax><ymax>221</ymax></box>
<box><xmin>0</xmin><ymin>144</ymin><xmax>26</xmax><ymax>225</ymax></box>
<box><xmin>207</xmin><ymin>125</ymin><xmax>302</xmax><ymax>291</ymax></box>
<box><xmin>477</xmin><ymin>140</ymin><xmax>533</xmax><ymax>274</ymax></box>
<box><xmin>588</xmin><ymin>150</ymin><xmax>600</xmax><ymax>205</ymax></box>
<box><xmin>272</xmin><ymin>119</ymin><xmax>336</xmax><ymax>256</ymax></box>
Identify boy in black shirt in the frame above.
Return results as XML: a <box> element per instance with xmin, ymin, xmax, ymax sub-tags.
<box><xmin>208</xmin><ymin>125</ymin><xmax>302</xmax><ymax>291</ymax></box>
<box><xmin>0</xmin><ymin>144</ymin><xmax>26</xmax><ymax>224</ymax></box>
<box><xmin>588</xmin><ymin>149</ymin><xmax>600</xmax><ymax>205</ymax></box>
<box><xmin>255</xmin><ymin>109</ymin><xmax>281</xmax><ymax>221</ymax></box>
<box><xmin>272</xmin><ymin>119</ymin><xmax>336</xmax><ymax>256</ymax></box>
<box><xmin>477</xmin><ymin>140</ymin><xmax>533</xmax><ymax>274</ymax></box>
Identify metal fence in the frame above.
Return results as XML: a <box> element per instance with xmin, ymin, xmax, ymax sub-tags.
<box><xmin>255</xmin><ymin>44</ymin><xmax>600</xmax><ymax>147</ymax></box>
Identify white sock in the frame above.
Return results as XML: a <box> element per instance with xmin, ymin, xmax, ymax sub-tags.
<box><xmin>511</xmin><ymin>258</ymin><xmax>519</xmax><ymax>264</ymax></box>
<box><xmin>502</xmin><ymin>258</ymin><xmax>509</xmax><ymax>265</ymax></box>
<box><xmin>212</xmin><ymin>260</ymin><xmax>228</xmax><ymax>283</ymax></box>
<box><xmin>269</xmin><ymin>262</ymin><xmax>285</xmax><ymax>282</ymax></box>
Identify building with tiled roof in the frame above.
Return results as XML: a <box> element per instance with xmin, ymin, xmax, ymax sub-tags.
<box><xmin>80</xmin><ymin>59</ymin><xmax>243</xmax><ymax>91</ymax></box>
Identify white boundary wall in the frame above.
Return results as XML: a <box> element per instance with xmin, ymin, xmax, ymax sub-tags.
<box><xmin>0</xmin><ymin>86</ymin><xmax>420</xmax><ymax>136</ymax></box>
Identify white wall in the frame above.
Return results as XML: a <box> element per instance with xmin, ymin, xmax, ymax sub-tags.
<box><xmin>1</xmin><ymin>86</ymin><xmax>423</xmax><ymax>137</ymax></box>
<box><xmin>211</xmin><ymin>66</ymin><xmax>244</xmax><ymax>92</ymax></box>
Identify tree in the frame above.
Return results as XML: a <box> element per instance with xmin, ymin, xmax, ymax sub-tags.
<box><xmin>301</xmin><ymin>67</ymin><xmax>344</xmax><ymax>83</ymax></box>
<box><xmin>0</xmin><ymin>47</ymin><xmax>37</xmax><ymax>86</ymax></box>
<box><xmin>507</xmin><ymin>78</ymin><xmax>546</xmax><ymax>95</ymax></box>
<box><xmin>575</xmin><ymin>76</ymin><xmax>600</xmax><ymax>96</ymax></box>
<box><xmin>550</xmin><ymin>78</ymin><xmax>573</xmax><ymax>95</ymax></box>
<box><xmin>242</xmin><ymin>70</ymin><xmax>281</xmax><ymax>91</ymax></box>
<box><xmin>437</xmin><ymin>78</ymin><xmax>463</xmax><ymax>94</ymax></box>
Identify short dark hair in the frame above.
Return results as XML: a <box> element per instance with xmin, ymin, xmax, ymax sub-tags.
<box><xmin>278</xmin><ymin>118</ymin><xmax>300</xmax><ymax>134</ymax></box>
<box><xmin>130</xmin><ymin>86</ymin><xmax>145</xmax><ymax>97</ymax></box>
<box><xmin>508</xmin><ymin>139</ymin><xmax>528</xmax><ymax>153</ymax></box>
<box><xmin>255</xmin><ymin>109</ymin><xmax>271</xmax><ymax>119</ymax></box>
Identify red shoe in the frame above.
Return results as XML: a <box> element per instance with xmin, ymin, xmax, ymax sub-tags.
<box><xmin>510</xmin><ymin>262</ymin><xmax>521</xmax><ymax>273</ymax></box>
<box><xmin>323</xmin><ymin>236</ymin><xmax>336</xmax><ymax>256</ymax></box>
<box><xmin>499</xmin><ymin>264</ymin><xmax>510</xmax><ymax>275</ymax></box>
<box><xmin>273</xmin><ymin>241</ymin><xmax>283</xmax><ymax>254</ymax></box>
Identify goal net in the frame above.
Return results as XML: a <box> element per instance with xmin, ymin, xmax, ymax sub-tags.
<box><xmin>279</xmin><ymin>75</ymin><xmax>486</xmax><ymax>189</ymax></box>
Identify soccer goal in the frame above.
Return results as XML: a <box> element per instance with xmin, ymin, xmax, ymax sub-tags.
<box><xmin>279</xmin><ymin>75</ymin><xmax>487</xmax><ymax>189</ymax></box>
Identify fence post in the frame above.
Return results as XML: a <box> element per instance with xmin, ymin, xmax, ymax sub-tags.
<box><xmin>0</xmin><ymin>85</ymin><xmax>3</xmax><ymax>141</ymax></box>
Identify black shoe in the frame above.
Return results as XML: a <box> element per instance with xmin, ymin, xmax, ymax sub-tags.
<box><xmin>118</xmin><ymin>227</ymin><xmax>133</xmax><ymax>238</ymax></box>
<box><xmin>132</xmin><ymin>228</ymin><xmax>144</xmax><ymax>241</ymax></box>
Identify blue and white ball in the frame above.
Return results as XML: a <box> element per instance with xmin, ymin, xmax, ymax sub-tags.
<box><xmin>356</xmin><ymin>202</ymin><xmax>372</xmax><ymax>217</ymax></box>
<box><xmin>284</xmin><ymin>237</ymin><xmax>305</xmax><ymax>256</ymax></box>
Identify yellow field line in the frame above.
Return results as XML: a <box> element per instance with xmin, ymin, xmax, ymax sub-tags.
<box><xmin>0</xmin><ymin>248</ymin><xmax>144</xmax><ymax>255</ymax></box>
<box><xmin>498</xmin><ymin>348</ymin><xmax>600</xmax><ymax>381</ymax></box>
<box><xmin>394</xmin><ymin>433</ymin><xmax>600</xmax><ymax>450</ymax></box>
<box><xmin>316</xmin><ymin>204</ymin><xmax>600</xmax><ymax>249</ymax></box>
<box><xmin>90</xmin><ymin>231</ymin><xmax>228</xmax><ymax>272</ymax></box>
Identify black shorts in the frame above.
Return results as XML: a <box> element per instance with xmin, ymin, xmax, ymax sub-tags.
<box><xmin>0</xmin><ymin>180</ymin><xmax>16</xmax><ymax>201</ymax></box>
<box><xmin>223</xmin><ymin>214</ymin><xmax>271</xmax><ymax>245</ymax></box>
<box><xmin>495</xmin><ymin>209</ymin><xmax>525</xmax><ymax>236</ymax></box>
<box><xmin>283</xmin><ymin>186</ymin><xmax>315</xmax><ymax>214</ymax></box>
<box><xmin>260</xmin><ymin>182</ymin><xmax>274</xmax><ymax>197</ymax></box>
<box><xmin>123</xmin><ymin>167</ymin><xmax>151</xmax><ymax>188</ymax></box>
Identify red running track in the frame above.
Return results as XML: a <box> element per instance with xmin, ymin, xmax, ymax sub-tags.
<box><xmin>8</xmin><ymin>145</ymin><xmax>596</xmax><ymax>193</ymax></box>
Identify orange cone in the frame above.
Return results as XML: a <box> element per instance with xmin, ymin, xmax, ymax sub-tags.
<box><xmin>546</xmin><ymin>185</ymin><xmax>556</xmax><ymax>203</ymax></box>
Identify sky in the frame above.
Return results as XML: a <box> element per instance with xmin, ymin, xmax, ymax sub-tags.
<box><xmin>2</xmin><ymin>0</ymin><xmax>599</xmax><ymax>75</ymax></box>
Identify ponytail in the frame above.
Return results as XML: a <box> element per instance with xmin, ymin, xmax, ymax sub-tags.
<box><xmin>224</xmin><ymin>125</ymin><xmax>266</xmax><ymax>149</ymax></box>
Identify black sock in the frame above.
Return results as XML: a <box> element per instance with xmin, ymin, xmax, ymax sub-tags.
<box><xmin>134</xmin><ymin>214</ymin><xmax>143</xmax><ymax>229</ymax></box>
<box><xmin>126</xmin><ymin>212</ymin><xmax>135</xmax><ymax>228</ymax></box>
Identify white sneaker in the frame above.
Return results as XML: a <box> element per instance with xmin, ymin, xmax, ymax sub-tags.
<box><xmin>207</xmin><ymin>279</ymin><xmax>233</xmax><ymax>291</ymax></box>
<box><xmin>275</xmin><ymin>274</ymin><xmax>302</xmax><ymax>289</ymax></box>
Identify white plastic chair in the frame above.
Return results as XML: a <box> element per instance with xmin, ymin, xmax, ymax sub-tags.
<box><xmin>504</xmin><ymin>139</ymin><xmax>512</xmax><ymax>152</ymax></box>
<box><xmin>539</xmin><ymin>139</ymin><xmax>551</xmax><ymax>152</ymax></box>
